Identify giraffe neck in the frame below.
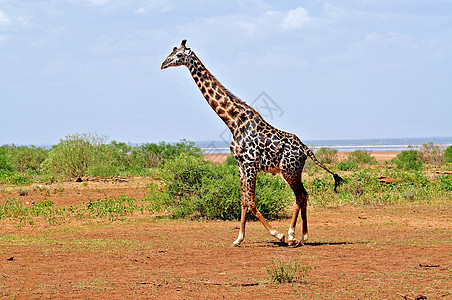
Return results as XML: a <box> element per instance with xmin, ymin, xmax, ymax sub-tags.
<box><xmin>186</xmin><ymin>52</ymin><xmax>252</xmax><ymax>133</ymax></box>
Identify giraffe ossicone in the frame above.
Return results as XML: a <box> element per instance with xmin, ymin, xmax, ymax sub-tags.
<box><xmin>161</xmin><ymin>39</ymin><xmax>343</xmax><ymax>247</ymax></box>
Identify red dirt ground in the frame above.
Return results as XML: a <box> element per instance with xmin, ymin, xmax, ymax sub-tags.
<box><xmin>1</xmin><ymin>177</ymin><xmax>451</xmax><ymax>299</ymax></box>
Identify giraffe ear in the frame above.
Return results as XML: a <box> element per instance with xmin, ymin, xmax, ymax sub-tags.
<box><xmin>181</xmin><ymin>39</ymin><xmax>187</xmax><ymax>48</ymax></box>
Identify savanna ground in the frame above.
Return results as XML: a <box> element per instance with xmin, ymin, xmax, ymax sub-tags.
<box><xmin>0</xmin><ymin>152</ymin><xmax>451</xmax><ymax>299</ymax></box>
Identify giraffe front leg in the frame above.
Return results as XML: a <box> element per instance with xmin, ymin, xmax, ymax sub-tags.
<box><xmin>233</xmin><ymin>167</ymin><xmax>248</xmax><ymax>247</ymax></box>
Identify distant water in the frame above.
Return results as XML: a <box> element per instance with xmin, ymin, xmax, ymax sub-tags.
<box><xmin>197</xmin><ymin>137</ymin><xmax>452</xmax><ymax>154</ymax></box>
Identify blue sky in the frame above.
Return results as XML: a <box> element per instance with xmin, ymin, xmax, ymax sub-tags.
<box><xmin>1</xmin><ymin>0</ymin><xmax>451</xmax><ymax>145</ymax></box>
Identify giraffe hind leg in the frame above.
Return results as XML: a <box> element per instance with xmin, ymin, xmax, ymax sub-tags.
<box><xmin>282</xmin><ymin>170</ymin><xmax>308</xmax><ymax>247</ymax></box>
<box><xmin>233</xmin><ymin>205</ymin><xmax>247</xmax><ymax>246</ymax></box>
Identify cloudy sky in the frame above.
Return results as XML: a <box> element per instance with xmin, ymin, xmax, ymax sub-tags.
<box><xmin>1</xmin><ymin>0</ymin><xmax>451</xmax><ymax>145</ymax></box>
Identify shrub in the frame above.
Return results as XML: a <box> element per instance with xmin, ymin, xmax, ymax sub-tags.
<box><xmin>139</xmin><ymin>139</ymin><xmax>202</xmax><ymax>162</ymax></box>
<box><xmin>418</xmin><ymin>142</ymin><xmax>443</xmax><ymax>166</ymax></box>
<box><xmin>444</xmin><ymin>145</ymin><xmax>452</xmax><ymax>164</ymax></box>
<box><xmin>159</xmin><ymin>153</ymin><xmax>212</xmax><ymax>198</ymax></box>
<box><xmin>108</xmin><ymin>141</ymin><xmax>159</xmax><ymax>170</ymax></box>
<box><xmin>346</xmin><ymin>149</ymin><xmax>378</xmax><ymax>165</ymax></box>
<box><xmin>315</xmin><ymin>147</ymin><xmax>339</xmax><ymax>164</ymax></box>
<box><xmin>0</xmin><ymin>147</ymin><xmax>13</xmax><ymax>172</ymax></box>
<box><xmin>224</xmin><ymin>155</ymin><xmax>238</xmax><ymax>166</ymax></box>
<box><xmin>393</xmin><ymin>150</ymin><xmax>423</xmax><ymax>171</ymax></box>
<box><xmin>87</xmin><ymin>164</ymin><xmax>123</xmax><ymax>177</ymax></box>
<box><xmin>2</xmin><ymin>145</ymin><xmax>48</xmax><ymax>173</ymax></box>
<box><xmin>41</xmin><ymin>133</ymin><xmax>113</xmax><ymax>178</ymax></box>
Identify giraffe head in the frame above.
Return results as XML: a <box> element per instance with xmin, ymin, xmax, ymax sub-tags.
<box><xmin>161</xmin><ymin>39</ymin><xmax>193</xmax><ymax>69</ymax></box>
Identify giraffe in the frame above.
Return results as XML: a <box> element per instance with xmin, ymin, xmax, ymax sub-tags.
<box><xmin>161</xmin><ymin>40</ymin><xmax>343</xmax><ymax>247</ymax></box>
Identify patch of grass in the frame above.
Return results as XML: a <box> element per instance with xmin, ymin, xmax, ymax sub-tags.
<box><xmin>266</xmin><ymin>257</ymin><xmax>315</xmax><ymax>283</ymax></box>
<box><xmin>337</xmin><ymin>161</ymin><xmax>358</xmax><ymax>171</ymax></box>
<box><xmin>0</xmin><ymin>195</ymin><xmax>155</xmax><ymax>226</ymax></box>
<box><xmin>86</xmin><ymin>196</ymin><xmax>142</xmax><ymax>220</ymax></box>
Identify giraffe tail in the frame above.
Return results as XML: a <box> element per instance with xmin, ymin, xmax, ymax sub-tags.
<box><xmin>303</xmin><ymin>146</ymin><xmax>344</xmax><ymax>192</ymax></box>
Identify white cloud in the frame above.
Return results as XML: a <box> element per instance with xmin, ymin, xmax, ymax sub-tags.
<box><xmin>237</xmin><ymin>21</ymin><xmax>257</xmax><ymax>36</ymax></box>
<box><xmin>85</xmin><ymin>0</ymin><xmax>111</xmax><ymax>6</ymax></box>
<box><xmin>30</xmin><ymin>26</ymin><xmax>67</xmax><ymax>48</ymax></box>
<box><xmin>135</xmin><ymin>1</ymin><xmax>175</xmax><ymax>15</ymax></box>
<box><xmin>238</xmin><ymin>0</ymin><xmax>273</xmax><ymax>11</ymax></box>
<box><xmin>281</xmin><ymin>7</ymin><xmax>310</xmax><ymax>30</ymax></box>
<box><xmin>0</xmin><ymin>10</ymin><xmax>10</xmax><ymax>25</ymax></box>
<box><xmin>322</xmin><ymin>2</ymin><xmax>348</xmax><ymax>21</ymax></box>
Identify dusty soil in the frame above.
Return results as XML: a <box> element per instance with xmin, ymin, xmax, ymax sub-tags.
<box><xmin>1</xmin><ymin>178</ymin><xmax>451</xmax><ymax>299</ymax></box>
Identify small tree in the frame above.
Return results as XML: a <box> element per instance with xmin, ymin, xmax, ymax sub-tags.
<box><xmin>418</xmin><ymin>142</ymin><xmax>443</xmax><ymax>166</ymax></box>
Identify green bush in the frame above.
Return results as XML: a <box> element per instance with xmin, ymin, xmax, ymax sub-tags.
<box><xmin>224</xmin><ymin>155</ymin><xmax>238</xmax><ymax>166</ymax></box>
<box><xmin>444</xmin><ymin>145</ymin><xmax>452</xmax><ymax>164</ymax></box>
<box><xmin>87</xmin><ymin>164</ymin><xmax>123</xmax><ymax>177</ymax></box>
<box><xmin>139</xmin><ymin>139</ymin><xmax>202</xmax><ymax>162</ymax></box>
<box><xmin>108</xmin><ymin>141</ymin><xmax>159</xmax><ymax>170</ymax></box>
<box><xmin>159</xmin><ymin>153</ymin><xmax>211</xmax><ymax>197</ymax></box>
<box><xmin>0</xmin><ymin>147</ymin><xmax>13</xmax><ymax>172</ymax></box>
<box><xmin>315</xmin><ymin>147</ymin><xmax>339</xmax><ymax>164</ymax></box>
<box><xmin>393</xmin><ymin>150</ymin><xmax>423</xmax><ymax>171</ymax></box>
<box><xmin>150</xmin><ymin>153</ymin><xmax>292</xmax><ymax>220</ymax></box>
<box><xmin>2</xmin><ymin>145</ymin><xmax>48</xmax><ymax>173</ymax></box>
<box><xmin>346</xmin><ymin>149</ymin><xmax>378</xmax><ymax>165</ymax></box>
<box><xmin>41</xmin><ymin>133</ymin><xmax>113</xmax><ymax>178</ymax></box>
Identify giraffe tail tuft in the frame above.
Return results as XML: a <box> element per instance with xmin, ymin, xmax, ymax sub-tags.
<box><xmin>333</xmin><ymin>173</ymin><xmax>345</xmax><ymax>192</ymax></box>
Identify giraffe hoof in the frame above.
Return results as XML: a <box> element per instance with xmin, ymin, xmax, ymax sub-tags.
<box><xmin>296</xmin><ymin>242</ymin><xmax>305</xmax><ymax>247</ymax></box>
<box><xmin>232</xmin><ymin>241</ymin><xmax>241</xmax><ymax>247</ymax></box>
<box><xmin>276</xmin><ymin>233</ymin><xmax>285</xmax><ymax>244</ymax></box>
<box><xmin>288</xmin><ymin>239</ymin><xmax>297</xmax><ymax>247</ymax></box>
